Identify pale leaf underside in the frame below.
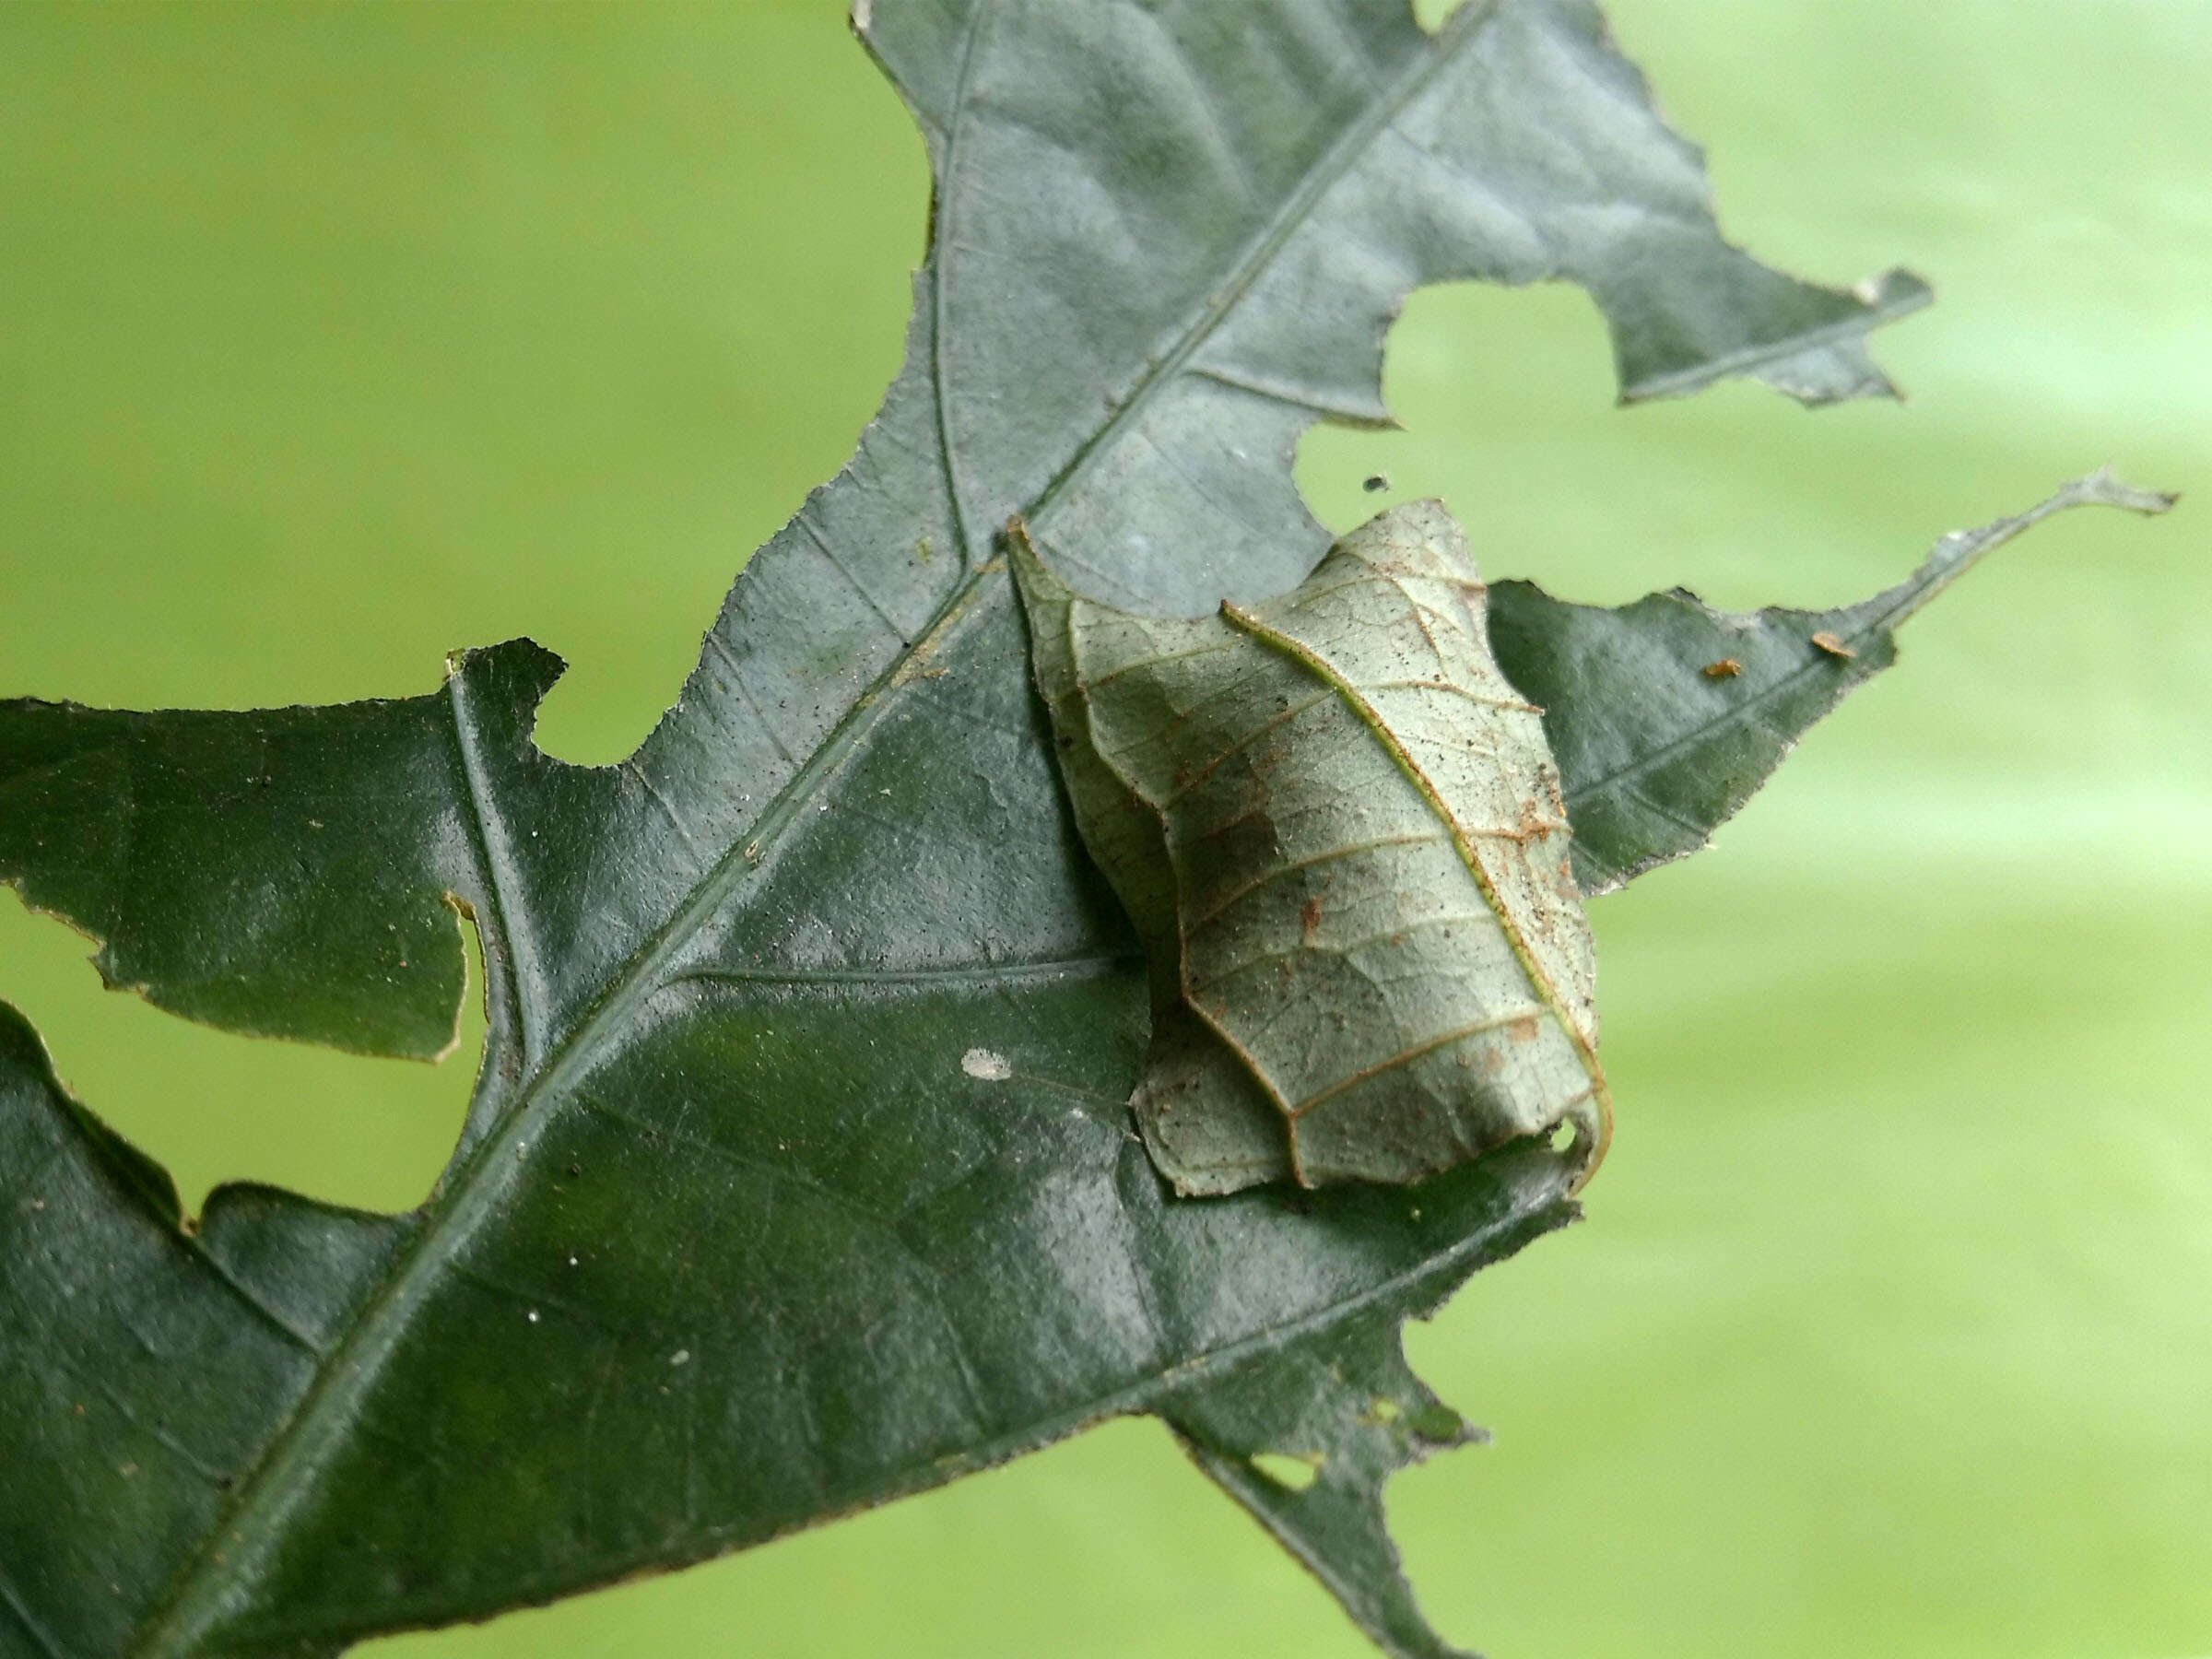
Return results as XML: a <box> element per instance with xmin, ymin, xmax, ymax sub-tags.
<box><xmin>1015</xmin><ymin>500</ymin><xmax>1611</xmax><ymax>1198</ymax></box>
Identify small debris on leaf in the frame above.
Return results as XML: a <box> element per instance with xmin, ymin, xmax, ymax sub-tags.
<box><xmin>1700</xmin><ymin>658</ymin><xmax>1744</xmax><ymax>679</ymax></box>
<box><xmin>1810</xmin><ymin>630</ymin><xmax>1856</xmax><ymax>659</ymax></box>
<box><xmin>961</xmin><ymin>1047</ymin><xmax>1014</xmax><ymax>1081</ymax></box>
<box><xmin>1361</xmin><ymin>473</ymin><xmax>1390</xmax><ymax>492</ymax></box>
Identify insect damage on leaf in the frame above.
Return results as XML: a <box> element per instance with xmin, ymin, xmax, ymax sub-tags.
<box><xmin>1013</xmin><ymin>500</ymin><xmax>1612</xmax><ymax>1199</ymax></box>
<box><xmin>1490</xmin><ymin>467</ymin><xmax>2180</xmax><ymax>899</ymax></box>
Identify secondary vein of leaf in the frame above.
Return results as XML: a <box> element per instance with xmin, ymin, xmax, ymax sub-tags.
<box><xmin>669</xmin><ymin>953</ymin><xmax>1140</xmax><ymax>991</ymax></box>
<box><xmin>1620</xmin><ymin>275</ymin><xmax>1932</xmax><ymax>403</ymax></box>
<box><xmin>0</xmin><ymin>1568</ymin><xmax>67</xmax><ymax>1659</ymax></box>
<box><xmin>928</xmin><ymin>0</ymin><xmax>994</xmax><ymax>565</ymax></box>
<box><xmin>1180</xmin><ymin>832</ymin><xmax>1446</xmax><ymax>935</ymax></box>
<box><xmin>1022</xmin><ymin>0</ymin><xmax>1503</xmax><ymax>546</ymax></box>
<box><xmin>1559</xmin><ymin>476</ymin><xmax>2141</xmax><ymax>826</ymax></box>
<box><xmin>1556</xmin><ymin>642</ymin><xmax>1851</xmax><ymax>818</ymax></box>
<box><xmin>447</xmin><ymin>662</ymin><xmax>541</xmax><ymax>1065</ymax></box>
<box><xmin>128</xmin><ymin>564</ymin><xmax>1009</xmax><ymax>1658</ymax></box>
<box><xmin>1219</xmin><ymin>600</ymin><xmax>1612</xmax><ymax>1172</ymax></box>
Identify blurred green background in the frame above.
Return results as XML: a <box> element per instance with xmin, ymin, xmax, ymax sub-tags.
<box><xmin>2</xmin><ymin>2</ymin><xmax>2206</xmax><ymax>1655</ymax></box>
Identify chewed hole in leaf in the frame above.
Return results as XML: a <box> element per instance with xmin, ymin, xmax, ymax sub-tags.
<box><xmin>0</xmin><ymin>890</ymin><xmax>484</xmax><ymax>1218</ymax></box>
<box><xmin>1250</xmin><ymin>1452</ymin><xmax>1324</xmax><ymax>1493</ymax></box>
<box><xmin>1297</xmin><ymin>284</ymin><xmax>1617</xmax><ymax>557</ymax></box>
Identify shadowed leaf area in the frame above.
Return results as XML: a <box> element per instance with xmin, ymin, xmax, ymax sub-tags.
<box><xmin>0</xmin><ymin>1</ymin><xmax>2169</xmax><ymax>1654</ymax></box>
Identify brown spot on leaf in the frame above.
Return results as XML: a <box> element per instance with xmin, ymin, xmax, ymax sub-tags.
<box><xmin>1300</xmin><ymin>896</ymin><xmax>1324</xmax><ymax>947</ymax></box>
<box><xmin>1810</xmin><ymin>630</ymin><xmax>1856</xmax><ymax>660</ymax></box>
<box><xmin>1701</xmin><ymin>658</ymin><xmax>1743</xmax><ymax>679</ymax></box>
<box><xmin>1508</xmin><ymin>1017</ymin><xmax>1541</xmax><ymax>1044</ymax></box>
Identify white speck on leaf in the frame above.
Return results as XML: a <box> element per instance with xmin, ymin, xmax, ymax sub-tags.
<box><xmin>526</xmin><ymin>1310</ymin><xmax>540</xmax><ymax>1324</ymax></box>
<box><xmin>961</xmin><ymin>1047</ymin><xmax>1013</xmax><ymax>1081</ymax></box>
<box><xmin>670</xmin><ymin>1349</ymin><xmax>690</xmax><ymax>1367</ymax></box>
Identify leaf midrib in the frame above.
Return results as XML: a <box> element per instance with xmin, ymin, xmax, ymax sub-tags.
<box><xmin>1021</xmin><ymin>0</ymin><xmax>1504</xmax><ymax>559</ymax></box>
<box><xmin>127</xmin><ymin>562</ymin><xmax>1010</xmax><ymax>1656</ymax></box>
<box><xmin>218</xmin><ymin>1157</ymin><xmax>1574</xmax><ymax>1651</ymax></box>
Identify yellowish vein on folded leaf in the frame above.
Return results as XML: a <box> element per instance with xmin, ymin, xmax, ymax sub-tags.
<box><xmin>1011</xmin><ymin>501</ymin><xmax>1612</xmax><ymax>1198</ymax></box>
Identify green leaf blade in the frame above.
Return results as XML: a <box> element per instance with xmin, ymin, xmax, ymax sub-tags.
<box><xmin>1163</xmin><ymin>1302</ymin><xmax>1511</xmax><ymax>1659</ymax></box>
<box><xmin>1491</xmin><ymin>470</ymin><xmax>2179</xmax><ymax>897</ymax></box>
<box><xmin>0</xmin><ymin>1005</ymin><xmax>410</xmax><ymax>1659</ymax></box>
<box><xmin>863</xmin><ymin>0</ymin><xmax>1927</xmax><ymax>617</ymax></box>
<box><xmin>0</xmin><ymin>688</ymin><xmax>487</xmax><ymax>1062</ymax></box>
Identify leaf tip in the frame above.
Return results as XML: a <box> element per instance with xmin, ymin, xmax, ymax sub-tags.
<box><xmin>2077</xmin><ymin>465</ymin><xmax>2179</xmax><ymax>517</ymax></box>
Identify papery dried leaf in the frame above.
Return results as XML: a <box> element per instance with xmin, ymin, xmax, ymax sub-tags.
<box><xmin>1016</xmin><ymin>501</ymin><xmax>1610</xmax><ymax>1197</ymax></box>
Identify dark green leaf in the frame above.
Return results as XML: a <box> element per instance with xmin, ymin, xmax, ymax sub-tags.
<box><xmin>0</xmin><ymin>691</ymin><xmax>475</xmax><ymax>1061</ymax></box>
<box><xmin>1490</xmin><ymin>469</ymin><xmax>2178</xmax><ymax>898</ymax></box>
<box><xmin>1149</xmin><ymin>475</ymin><xmax>2174</xmax><ymax>1659</ymax></box>
<box><xmin>860</xmin><ymin>0</ymin><xmax>1928</xmax><ymax>616</ymax></box>
<box><xmin>0</xmin><ymin>2</ymin><xmax>1956</xmax><ymax>1654</ymax></box>
<box><xmin>1162</xmin><ymin>1301</ymin><xmax>1499</xmax><ymax>1659</ymax></box>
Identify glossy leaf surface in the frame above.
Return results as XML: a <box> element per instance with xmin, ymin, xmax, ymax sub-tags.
<box><xmin>863</xmin><ymin>0</ymin><xmax>1927</xmax><ymax>616</ymax></box>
